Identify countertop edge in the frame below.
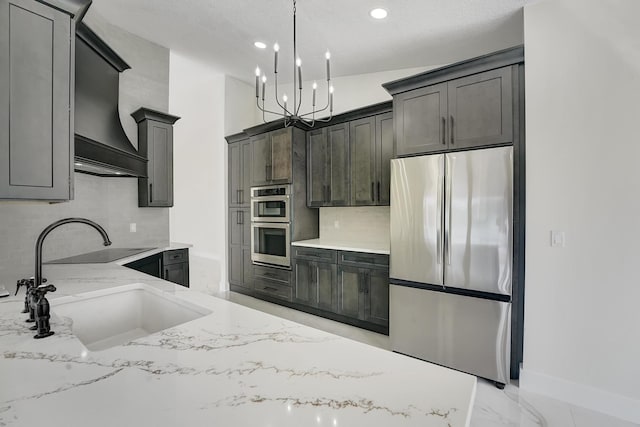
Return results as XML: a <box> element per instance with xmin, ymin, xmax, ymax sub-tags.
<box><xmin>292</xmin><ymin>239</ymin><xmax>390</xmax><ymax>255</ymax></box>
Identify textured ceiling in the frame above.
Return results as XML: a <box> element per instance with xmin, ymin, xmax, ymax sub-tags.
<box><xmin>89</xmin><ymin>0</ymin><xmax>531</xmax><ymax>84</ymax></box>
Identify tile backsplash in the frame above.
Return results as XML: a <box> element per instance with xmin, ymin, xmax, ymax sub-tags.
<box><xmin>0</xmin><ymin>173</ymin><xmax>169</xmax><ymax>292</ymax></box>
<box><xmin>319</xmin><ymin>206</ymin><xmax>390</xmax><ymax>245</ymax></box>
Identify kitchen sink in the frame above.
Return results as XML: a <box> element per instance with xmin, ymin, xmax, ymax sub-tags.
<box><xmin>51</xmin><ymin>283</ymin><xmax>211</xmax><ymax>351</ymax></box>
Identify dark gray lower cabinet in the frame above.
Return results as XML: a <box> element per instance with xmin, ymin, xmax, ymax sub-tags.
<box><xmin>253</xmin><ymin>265</ymin><xmax>291</xmax><ymax>302</ymax></box>
<box><xmin>293</xmin><ymin>259</ymin><xmax>337</xmax><ymax>311</ymax></box>
<box><xmin>292</xmin><ymin>247</ymin><xmax>389</xmax><ymax>332</ymax></box>
<box><xmin>124</xmin><ymin>248</ymin><xmax>189</xmax><ymax>288</ymax></box>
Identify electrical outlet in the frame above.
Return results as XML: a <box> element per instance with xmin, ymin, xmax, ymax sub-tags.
<box><xmin>129</xmin><ymin>223</ymin><xmax>137</xmax><ymax>233</ymax></box>
<box><xmin>550</xmin><ymin>230</ymin><xmax>565</xmax><ymax>247</ymax></box>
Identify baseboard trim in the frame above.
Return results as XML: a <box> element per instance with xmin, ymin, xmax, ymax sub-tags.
<box><xmin>519</xmin><ymin>368</ymin><xmax>640</xmax><ymax>424</ymax></box>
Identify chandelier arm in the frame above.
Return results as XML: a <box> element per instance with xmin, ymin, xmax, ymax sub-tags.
<box><xmin>273</xmin><ymin>73</ymin><xmax>287</xmax><ymax>111</ymax></box>
<box><xmin>256</xmin><ymin>98</ymin><xmax>286</xmax><ymax>116</ymax></box>
<box><xmin>295</xmin><ymin>87</ymin><xmax>303</xmax><ymax>116</ymax></box>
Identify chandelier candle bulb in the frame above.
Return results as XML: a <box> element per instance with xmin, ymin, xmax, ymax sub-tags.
<box><xmin>296</xmin><ymin>58</ymin><xmax>302</xmax><ymax>90</ymax></box>
<box><xmin>283</xmin><ymin>94</ymin><xmax>288</xmax><ymax>112</ymax></box>
<box><xmin>312</xmin><ymin>81</ymin><xmax>317</xmax><ymax>106</ymax></box>
<box><xmin>255</xmin><ymin>66</ymin><xmax>260</xmax><ymax>98</ymax></box>
<box><xmin>329</xmin><ymin>86</ymin><xmax>334</xmax><ymax>112</ymax></box>
<box><xmin>273</xmin><ymin>43</ymin><xmax>279</xmax><ymax>73</ymax></box>
<box><xmin>326</xmin><ymin>50</ymin><xmax>331</xmax><ymax>80</ymax></box>
<box><xmin>261</xmin><ymin>75</ymin><xmax>266</xmax><ymax>101</ymax></box>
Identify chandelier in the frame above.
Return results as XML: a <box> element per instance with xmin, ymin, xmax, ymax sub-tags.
<box><xmin>254</xmin><ymin>0</ymin><xmax>333</xmax><ymax>128</ymax></box>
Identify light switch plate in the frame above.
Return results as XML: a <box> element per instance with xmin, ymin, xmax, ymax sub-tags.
<box><xmin>550</xmin><ymin>230</ymin><xmax>565</xmax><ymax>247</ymax></box>
<box><xmin>129</xmin><ymin>223</ymin><xmax>137</xmax><ymax>233</ymax></box>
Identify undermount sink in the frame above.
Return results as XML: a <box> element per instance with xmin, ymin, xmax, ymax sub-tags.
<box><xmin>51</xmin><ymin>283</ymin><xmax>211</xmax><ymax>351</ymax></box>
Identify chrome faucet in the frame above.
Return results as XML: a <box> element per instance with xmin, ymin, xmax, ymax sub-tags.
<box><xmin>21</xmin><ymin>218</ymin><xmax>112</xmax><ymax>338</ymax></box>
<box><xmin>34</xmin><ymin>218</ymin><xmax>112</xmax><ymax>288</ymax></box>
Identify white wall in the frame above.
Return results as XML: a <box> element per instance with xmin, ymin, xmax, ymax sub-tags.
<box><xmin>522</xmin><ymin>0</ymin><xmax>640</xmax><ymax>423</ymax></box>
<box><xmin>169</xmin><ymin>52</ymin><xmax>226</xmax><ymax>293</ymax></box>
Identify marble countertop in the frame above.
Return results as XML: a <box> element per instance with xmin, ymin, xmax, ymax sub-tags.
<box><xmin>292</xmin><ymin>238</ymin><xmax>390</xmax><ymax>255</ymax></box>
<box><xmin>0</xmin><ymin>250</ymin><xmax>475</xmax><ymax>426</ymax></box>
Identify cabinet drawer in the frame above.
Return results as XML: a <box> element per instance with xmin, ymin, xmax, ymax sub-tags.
<box><xmin>254</xmin><ymin>279</ymin><xmax>292</xmax><ymax>302</ymax></box>
<box><xmin>253</xmin><ymin>265</ymin><xmax>291</xmax><ymax>285</ymax></box>
<box><xmin>292</xmin><ymin>246</ymin><xmax>337</xmax><ymax>264</ymax></box>
<box><xmin>338</xmin><ymin>251</ymin><xmax>389</xmax><ymax>268</ymax></box>
<box><xmin>163</xmin><ymin>249</ymin><xmax>188</xmax><ymax>265</ymax></box>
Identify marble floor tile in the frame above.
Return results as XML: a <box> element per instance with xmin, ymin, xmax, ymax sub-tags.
<box><xmin>214</xmin><ymin>291</ymin><xmax>639</xmax><ymax>427</ymax></box>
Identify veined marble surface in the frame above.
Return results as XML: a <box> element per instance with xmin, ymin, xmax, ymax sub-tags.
<box><xmin>292</xmin><ymin>238</ymin><xmax>390</xmax><ymax>255</ymax></box>
<box><xmin>0</xmin><ymin>260</ymin><xmax>475</xmax><ymax>426</ymax></box>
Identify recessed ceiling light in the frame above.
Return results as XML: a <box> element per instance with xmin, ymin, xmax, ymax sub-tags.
<box><xmin>254</xmin><ymin>41</ymin><xmax>267</xmax><ymax>49</ymax></box>
<box><xmin>74</xmin><ymin>162</ymin><xmax>83</xmax><ymax>166</ymax></box>
<box><xmin>370</xmin><ymin>8</ymin><xmax>388</xmax><ymax>19</ymax></box>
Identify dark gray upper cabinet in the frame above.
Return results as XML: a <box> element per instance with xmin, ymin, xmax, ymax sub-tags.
<box><xmin>132</xmin><ymin>108</ymin><xmax>180</xmax><ymax>208</ymax></box>
<box><xmin>448</xmin><ymin>67</ymin><xmax>513</xmax><ymax>149</ymax></box>
<box><xmin>349</xmin><ymin>112</ymin><xmax>394</xmax><ymax>206</ymax></box>
<box><xmin>251</xmin><ymin>128</ymin><xmax>292</xmax><ymax>186</ymax></box>
<box><xmin>394</xmin><ymin>83</ymin><xmax>448</xmax><ymax>156</ymax></box>
<box><xmin>350</xmin><ymin>117</ymin><xmax>376</xmax><ymax>205</ymax></box>
<box><xmin>384</xmin><ymin>46</ymin><xmax>523</xmax><ymax>157</ymax></box>
<box><xmin>228</xmin><ymin>137</ymin><xmax>251</xmax><ymax>207</ymax></box>
<box><xmin>376</xmin><ymin>112</ymin><xmax>393</xmax><ymax>205</ymax></box>
<box><xmin>306</xmin><ymin>123</ymin><xmax>350</xmax><ymax>207</ymax></box>
<box><xmin>0</xmin><ymin>0</ymin><xmax>80</xmax><ymax>201</ymax></box>
<box><xmin>306</xmin><ymin>128</ymin><xmax>327</xmax><ymax>207</ymax></box>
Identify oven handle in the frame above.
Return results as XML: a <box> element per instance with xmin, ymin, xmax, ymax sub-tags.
<box><xmin>250</xmin><ymin>195</ymin><xmax>291</xmax><ymax>203</ymax></box>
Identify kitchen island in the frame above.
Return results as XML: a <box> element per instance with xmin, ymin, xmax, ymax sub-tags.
<box><xmin>0</xmin><ymin>255</ymin><xmax>476</xmax><ymax>426</ymax></box>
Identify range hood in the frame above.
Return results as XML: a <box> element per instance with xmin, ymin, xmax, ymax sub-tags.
<box><xmin>74</xmin><ymin>23</ymin><xmax>147</xmax><ymax>177</ymax></box>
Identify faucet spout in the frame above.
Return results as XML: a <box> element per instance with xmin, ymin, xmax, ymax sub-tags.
<box><xmin>35</xmin><ymin>218</ymin><xmax>112</xmax><ymax>288</ymax></box>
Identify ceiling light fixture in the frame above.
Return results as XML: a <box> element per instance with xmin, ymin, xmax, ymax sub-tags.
<box><xmin>254</xmin><ymin>0</ymin><xmax>333</xmax><ymax>127</ymax></box>
<box><xmin>370</xmin><ymin>8</ymin><xmax>388</xmax><ymax>19</ymax></box>
<box><xmin>254</xmin><ymin>41</ymin><xmax>267</xmax><ymax>49</ymax></box>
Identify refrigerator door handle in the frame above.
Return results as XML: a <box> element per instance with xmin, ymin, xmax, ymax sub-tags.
<box><xmin>436</xmin><ymin>164</ymin><xmax>443</xmax><ymax>265</ymax></box>
<box><xmin>445</xmin><ymin>155</ymin><xmax>453</xmax><ymax>266</ymax></box>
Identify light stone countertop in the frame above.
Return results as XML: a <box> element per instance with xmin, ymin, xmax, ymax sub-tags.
<box><xmin>292</xmin><ymin>238</ymin><xmax>390</xmax><ymax>255</ymax></box>
<box><xmin>0</xmin><ymin>247</ymin><xmax>475</xmax><ymax>426</ymax></box>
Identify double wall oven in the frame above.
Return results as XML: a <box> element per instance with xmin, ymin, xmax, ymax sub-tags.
<box><xmin>250</xmin><ymin>185</ymin><xmax>291</xmax><ymax>268</ymax></box>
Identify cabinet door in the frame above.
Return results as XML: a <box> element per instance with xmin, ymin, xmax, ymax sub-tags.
<box><xmin>293</xmin><ymin>259</ymin><xmax>314</xmax><ymax>306</ymax></box>
<box><xmin>146</xmin><ymin>121</ymin><xmax>174</xmax><ymax>207</ymax></box>
<box><xmin>350</xmin><ymin>117</ymin><xmax>376</xmax><ymax>206</ymax></box>
<box><xmin>447</xmin><ymin>67</ymin><xmax>513</xmax><ymax>149</ymax></box>
<box><xmin>0</xmin><ymin>0</ymin><xmax>72</xmax><ymax>200</ymax></box>
<box><xmin>327</xmin><ymin>123</ymin><xmax>349</xmax><ymax>206</ymax></box>
<box><xmin>337</xmin><ymin>265</ymin><xmax>363</xmax><ymax>319</ymax></box>
<box><xmin>242</xmin><ymin>247</ymin><xmax>253</xmax><ymax>288</ymax></box>
<box><xmin>165</xmin><ymin>262</ymin><xmax>189</xmax><ymax>287</ymax></box>
<box><xmin>240</xmin><ymin>139</ymin><xmax>252</xmax><ymax>206</ymax></box>
<box><xmin>316</xmin><ymin>262</ymin><xmax>337</xmax><ymax>312</ymax></box>
<box><xmin>307</xmin><ymin>128</ymin><xmax>328</xmax><ymax>207</ymax></box>
<box><xmin>363</xmin><ymin>268</ymin><xmax>389</xmax><ymax>326</ymax></box>
<box><xmin>376</xmin><ymin>112</ymin><xmax>394</xmax><ymax>206</ymax></box>
<box><xmin>251</xmin><ymin>133</ymin><xmax>270</xmax><ymax>185</ymax></box>
<box><xmin>229</xmin><ymin>245</ymin><xmax>244</xmax><ymax>286</ymax></box>
<box><xmin>394</xmin><ymin>83</ymin><xmax>447</xmax><ymax>156</ymax></box>
<box><xmin>229</xmin><ymin>208</ymin><xmax>243</xmax><ymax>246</ymax></box>
<box><xmin>228</xmin><ymin>142</ymin><xmax>241</xmax><ymax>206</ymax></box>
<box><xmin>270</xmin><ymin>128</ymin><xmax>292</xmax><ymax>183</ymax></box>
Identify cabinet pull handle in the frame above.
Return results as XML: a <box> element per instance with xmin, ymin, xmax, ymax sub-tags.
<box><xmin>328</xmin><ymin>185</ymin><xmax>331</xmax><ymax>202</ymax></box>
<box><xmin>149</xmin><ymin>183</ymin><xmax>153</xmax><ymax>203</ymax></box>
<box><xmin>236</xmin><ymin>189</ymin><xmax>242</xmax><ymax>204</ymax></box>
<box><xmin>371</xmin><ymin>182</ymin><xmax>374</xmax><ymax>202</ymax></box>
<box><xmin>442</xmin><ymin>117</ymin><xmax>446</xmax><ymax>145</ymax></box>
<box><xmin>263</xmin><ymin>286</ymin><xmax>278</xmax><ymax>292</ymax></box>
<box><xmin>236</xmin><ymin>211</ymin><xmax>241</xmax><ymax>224</ymax></box>
<box><xmin>377</xmin><ymin>181</ymin><xmax>381</xmax><ymax>202</ymax></box>
<box><xmin>240</xmin><ymin>211</ymin><xmax>244</xmax><ymax>224</ymax></box>
<box><xmin>164</xmin><ymin>269</ymin><xmax>169</xmax><ymax>278</ymax></box>
<box><xmin>450</xmin><ymin>115</ymin><xmax>454</xmax><ymax>145</ymax></box>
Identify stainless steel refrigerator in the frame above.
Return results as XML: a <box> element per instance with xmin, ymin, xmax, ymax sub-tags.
<box><xmin>389</xmin><ymin>146</ymin><xmax>513</xmax><ymax>385</ymax></box>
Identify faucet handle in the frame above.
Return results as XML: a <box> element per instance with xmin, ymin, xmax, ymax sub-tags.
<box><xmin>33</xmin><ymin>284</ymin><xmax>56</xmax><ymax>298</ymax></box>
